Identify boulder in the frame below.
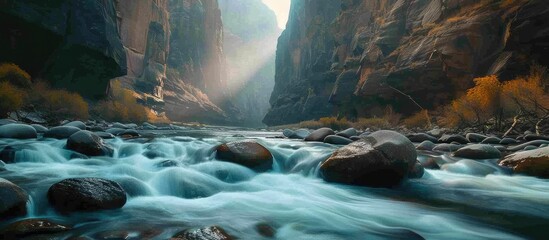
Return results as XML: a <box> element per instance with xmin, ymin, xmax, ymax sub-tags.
<box><xmin>0</xmin><ymin>219</ymin><xmax>71</xmax><ymax>238</ymax></box>
<box><xmin>0</xmin><ymin>119</ymin><xmax>17</xmax><ymax>126</ymax></box>
<box><xmin>216</xmin><ymin>141</ymin><xmax>273</xmax><ymax>172</ymax></box>
<box><xmin>453</xmin><ymin>144</ymin><xmax>502</xmax><ymax>159</ymax></box>
<box><xmin>66</xmin><ymin>131</ymin><xmax>114</xmax><ymax>156</ymax></box>
<box><xmin>407</xmin><ymin>133</ymin><xmax>438</xmax><ymax>143</ymax></box>
<box><xmin>0</xmin><ymin>178</ymin><xmax>28</xmax><ymax>219</ymax></box>
<box><xmin>320</xmin><ymin>130</ymin><xmax>417</xmax><ymax>188</ymax></box>
<box><xmin>466</xmin><ymin>133</ymin><xmax>488</xmax><ymax>143</ymax></box>
<box><xmin>44</xmin><ymin>126</ymin><xmax>81</xmax><ymax>139</ymax></box>
<box><xmin>481</xmin><ymin>137</ymin><xmax>502</xmax><ymax>144</ymax></box>
<box><xmin>30</xmin><ymin>124</ymin><xmax>48</xmax><ymax>133</ymax></box>
<box><xmin>0</xmin><ymin>124</ymin><xmax>37</xmax><ymax>139</ymax></box>
<box><xmin>47</xmin><ymin>178</ymin><xmax>127</xmax><ymax>212</ymax></box>
<box><xmin>304</xmin><ymin>128</ymin><xmax>335</xmax><ymax>142</ymax></box>
<box><xmin>63</xmin><ymin>121</ymin><xmax>87</xmax><ymax>130</ymax></box>
<box><xmin>173</xmin><ymin>226</ymin><xmax>233</xmax><ymax>240</ymax></box>
<box><xmin>500</xmin><ymin>147</ymin><xmax>549</xmax><ymax>178</ymax></box>
<box><xmin>324</xmin><ymin>135</ymin><xmax>353</xmax><ymax>145</ymax></box>
<box><xmin>408</xmin><ymin>161</ymin><xmax>425</xmax><ymax>179</ymax></box>
<box><xmin>336</xmin><ymin>128</ymin><xmax>358</xmax><ymax>138</ymax></box>
<box><xmin>416</xmin><ymin>140</ymin><xmax>435</xmax><ymax>151</ymax></box>
<box><xmin>438</xmin><ymin>134</ymin><xmax>469</xmax><ymax>144</ymax></box>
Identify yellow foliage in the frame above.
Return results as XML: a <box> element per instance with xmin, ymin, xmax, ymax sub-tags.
<box><xmin>502</xmin><ymin>67</ymin><xmax>549</xmax><ymax>116</ymax></box>
<box><xmin>0</xmin><ymin>63</ymin><xmax>32</xmax><ymax>88</ymax></box>
<box><xmin>0</xmin><ymin>82</ymin><xmax>26</xmax><ymax>117</ymax></box>
<box><xmin>29</xmin><ymin>81</ymin><xmax>89</xmax><ymax>121</ymax></box>
<box><xmin>353</xmin><ymin>118</ymin><xmax>390</xmax><ymax>130</ymax></box>
<box><xmin>94</xmin><ymin>80</ymin><xmax>148</xmax><ymax>123</ymax></box>
<box><xmin>403</xmin><ymin>110</ymin><xmax>431</xmax><ymax>129</ymax></box>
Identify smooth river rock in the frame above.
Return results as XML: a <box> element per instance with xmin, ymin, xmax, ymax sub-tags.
<box><xmin>173</xmin><ymin>226</ymin><xmax>233</xmax><ymax>240</ymax></box>
<box><xmin>407</xmin><ymin>133</ymin><xmax>438</xmax><ymax>143</ymax></box>
<box><xmin>305</xmin><ymin>128</ymin><xmax>335</xmax><ymax>142</ymax></box>
<box><xmin>0</xmin><ymin>219</ymin><xmax>71</xmax><ymax>238</ymax></box>
<box><xmin>336</xmin><ymin>128</ymin><xmax>358</xmax><ymax>138</ymax></box>
<box><xmin>324</xmin><ymin>135</ymin><xmax>353</xmax><ymax>145</ymax></box>
<box><xmin>320</xmin><ymin>130</ymin><xmax>417</xmax><ymax>188</ymax></box>
<box><xmin>216</xmin><ymin>141</ymin><xmax>273</xmax><ymax>172</ymax></box>
<box><xmin>44</xmin><ymin>126</ymin><xmax>82</xmax><ymax>139</ymax></box>
<box><xmin>466</xmin><ymin>133</ymin><xmax>488</xmax><ymax>143</ymax></box>
<box><xmin>500</xmin><ymin>147</ymin><xmax>549</xmax><ymax>178</ymax></box>
<box><xmin>63</xmin><ymin>121</ymin><xmax>87</xmax><ymax>130</ymax></box>
<box><xmin>0</xmin><ymin>124</ymin><xmax>37</xmax><ymax>139</ymax></box>
<box><xmin>66</xmin><ymin>131</ymin><xmax>114</xmax><ymax>156</ymax></box>
<box><xmin>453</xmin><ymin>144</ymin><xmax>502</xmax><ymax>159</ymax></box>
<box><xmin>47</xmin><ymin>178</ymin><xmax>127</xmax><ymax>212</ymax></box>
<box><xmin>438</xmin><ymin>134</ymin><xmax>469</xmax><ymax>144</ymax></box>
<box><xmin>0</xmin><ymin>178</ymin><xmax>28</xmax><ymax>219</ymax></box>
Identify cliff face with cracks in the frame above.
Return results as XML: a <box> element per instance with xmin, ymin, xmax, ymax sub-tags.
<box><xmin>265</xmin><ymin>0</ymin><xmax>549</xmax><ymax>126</ymax></box>
<box><xmin>1</xmin><ymin>0</ymin><xmax>238</xmax><ymax>124</ymax></box>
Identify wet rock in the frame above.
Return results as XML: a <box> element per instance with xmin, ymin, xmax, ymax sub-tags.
<box><xmin>173</xmin><ymin>226</ymin><xmax>233</xmax><ymax>240</ymax></box>
<box><xmin>292</xmin><ymin>129</ymin><xmax>310</xmax><ymax>139</ymax></box>
<box><xmin>119</xmin><ymin>129</ymin><xmax>140</xmax><ymax>138</ymax></box>
<box><xmin>500</xmin><ymin>147</ymin><xmax>549</xmax><ymax>178</ymax></box>
<box><xmin>418</xmin><ymin>157</ymin><xmax>440</xmax><ymax>169</ymax></box>
<box><xmin>0</xmin><ymin>178</ymin><xmax>28</xmax><ymax>219</ymax></box>
<box><xmin>408</xmin><ymin>161</ymin><xmax>425</xmax><ymax>179</ymax></box>
<box><xmin>324</xmin><ymin>135</ymin><xmax>353</xmax><ymax>145</ymax></box>
<box><xmin>453</xmin><ymin>144</ymin><xmax>502</xmax><ymax>159</ymax></box>
<box><xmin>320</xmin><ymin>130</ymin><xmax>417</xmax><ymax>188</ymax></box>
<box><xmin>438</xmin><ymin>134</ymin><xmax>468</xmax><ymax>144</ymax></box>
<box><xmin>112</xmin><ymin>123</ymin><xmax>130</xmax><ymax>129</ymax></box>
<box><xmin>481</xmin><ymin>137</ymin><xmax>502</xmax><ymax>144</ymax></box>
<box><xmin>407</xmin><ymin>133</ymin><xmax>438</xmax><ymax>143</ymax></box>
<box><xmin>507</xmin><ymin>140</ymin><xmax>549</xmax><ymax>151</ymax></box>
<box><xmin>47</xmin><ymin>178</ymin><xmax>127</xmax><ymax>212</ymax></box>
<box><xmin>350</xmin><ymin>136</ymin><xmax>362</xmax><ymax>141</ymax></box>
<box><xmin>44</xmin><ymin>126</ymin><xmax>81</xmax><ymax>139</ymax></box>
<box><xmin>500</xmin><ymin>138</ymin><xmax>519</xmax><ymax>145</ymax></box>
<box><xmin>495</xmin><ymin>145</ymin><xmax>507</xmax><ymax>152</ymax></box>
<box><xmin>105</xmin><ymin>128</ymin><xmax>126</xmax><ymax>136</ymax></box>
<box><xmin>304</xmin><ymin>128</ymin><xmax>335</xmax><ymax>142</ymax></box>
<box><xmin>64</xmin><ymin>121</ymin><xmax>87</xmax><ymax>130</ymax></box>
<box><xmin>432</xmin><ymin>144</ymin><xmax>462</xmax><ymax>152</ymax></box>
<box><xmin>94</xmin><ymin>132</ymin><xmax>115</xmax><ymax>139</ymax></box>
<box><xmin>67</xmin><ymin>131</ymin><xmax>114</xmax><ymax>156</ymax></box>
<box><xmin>216</xmin><ymin>141</ymin><xmax>273</xmax><ymax>172</ymax></box>
<box><xmin>31</xmin><ymin>124</ymin><xmax>48</xmax><ymax>133</ymax></box>
<box><xmin>0</xmin><ymin>219</ymin><xmax>71</xmax><ymax>238</ymax></box>
<box><xmin>524</xmin><ymin>134</ymin><xmax>549</xmax><ymax>141</ymax></box>
<box><xmin>282</xmin><ymin>129</ymin><xmax>295</xmax><ymax>138</ymax></box>
<box><xmin>142</xmin><ymin>122</ymin><xmax>157</xmax><ymax>130</ymax></box>
<box><xmin>427</xmin><ymin>128</ymin><xmax>447</xmax><ymax>138</ymax></box>
<box><xmin>0</xmin><ymin>124</ymin><xmax>37</xmax><ymax>139</ymax></box>
<box><xmin>255</xmin><ymin>223</ymin><xmax>276</xmax><ymax>238</ymax></box>
<box><xmin>336</xmin><ymin>128</ymin><xmax>358</xmax><ymax>138</ymax></box>
<box><xmin>466</xmin><ymin>133</ymin><xmax>488</xmax><ymax>143</ymax></box>
<box><xmin>522</xmin><ymin>145</ymin><xmax>538</xmax><ymax>151</ymax></box>
<box><xmin>0</xmin><ymin>119</ymin><xmax>17</xmax><ymax>126</ymax></box>
<box><xmin>416</xmin><ymin>141</ymin><xmax>435</xmax><ymax>151</ymax></box>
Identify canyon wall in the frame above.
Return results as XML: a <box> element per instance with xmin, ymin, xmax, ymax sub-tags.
<box><xmin>265</xmin><ymin>0</ymin><xmax>549</xmax><ymax>126</ymax></box>
<box><xmin>219</xmin><ymin>0</ymin><xmax>281</xmax><ymax>126</ymax></box>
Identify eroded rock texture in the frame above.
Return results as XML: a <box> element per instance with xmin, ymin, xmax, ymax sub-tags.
<box><xmin>265</xmin><ymin>0</ymin><xmax>549</xmax><ymax>126</ymax></box>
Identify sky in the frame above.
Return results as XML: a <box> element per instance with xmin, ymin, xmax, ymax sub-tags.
<box><xmin>262</xmin><ymin>0</ymin><xmax>291</xmax><ymax>29</ymax></box>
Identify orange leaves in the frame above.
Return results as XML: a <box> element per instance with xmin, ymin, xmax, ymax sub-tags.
<box><xmin>0</xmin><ymin>82</ymin><xmax>26</xmax><ymax>117</ymax></box>
<box><xmin>93</xmin><ymin>80</ymin><xmax>148</xmax><ymax>123</ymax></box>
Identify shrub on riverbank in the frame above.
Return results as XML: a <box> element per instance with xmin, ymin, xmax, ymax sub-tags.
<box><xmin>0</xmin><ymin>82</ymin><xmax>26</xmax><ymax>117</ymax></box>
<box><xmin>29</xmin><ymin>81</ymin><xmax>89</xmax><ymax>121</ymax></box>
<box><xmin>93</xmin><ymin>80</ymin><xmax>148</xmax><ymax>123</ymax></box>
<box><xmin>0</xmin><ymin>63</ymin><xmax>32</xmax><ymax>88</ymax></box>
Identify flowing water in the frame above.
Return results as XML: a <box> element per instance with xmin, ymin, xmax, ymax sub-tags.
<box><xmin>1</xmin><ymin>128</ymin><xmax>548</xmax><ymax>239</ymax></box>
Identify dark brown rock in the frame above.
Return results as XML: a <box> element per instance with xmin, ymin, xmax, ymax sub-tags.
<box><xmin>305</xmin><ymin>128</ymin><xmax>335</xmax><ymax>142</ymax></box>
<box><xmin>173</xmin><ymin>226</ymin><xmax>233</xmax><ymax>240</ymax></box>
<box><xmin>0</xmin><ymin>178</ymin><xmax>28</xmax><ymax>219</ymax></box>
<box><xmin>216</xmin><ymin>141</ymin><xmax>273</xmax><ymax>172</ymax></box>
<box><xmin>66</xmin><ymin>130</ymin><xmax>114</xmax><ymax>156</ymax></box>
<box><xmin>47</xmin><ymin>178</ymin><xmax>127</xmax><ymax>212</ymax></box>
<box><xmin>500</xmin><ymin>147</ymin><xmax>549</xmax><ymax>178</ymax></box>
<box><xmin>0</xmin><ymin>219</ymin><xmax>71</xmax><ymax>238</ymax></box>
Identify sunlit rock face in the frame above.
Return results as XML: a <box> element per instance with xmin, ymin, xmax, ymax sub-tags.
<box><xmin>219</xmin><ymin>0</ymin><xmax>281</xmax><ymax>127</ymax></box>
<box><xmin>265</xmin><ymin>0</ymin><xmax>549</xmax><ymax>126</ymax></box>
<box><xmin>115</xmin><ymin>0</ymin><xmax>238</xmax><ymax>124</ymax></box>
<box><xmin>0</xmin><ymin>0</ymin><xmax>126</xmax><ymax>99</ymax></box>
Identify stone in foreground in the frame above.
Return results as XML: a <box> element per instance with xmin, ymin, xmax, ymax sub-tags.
<box><xmin>47</xmin><ymin>178</ymin><xmax>127</xmax><ymax>212</ymax></box>
<box><xmin>320</xmin><ymin>130</ymin><xmax>417</xmax><ymax>188</ymax></box>
<box><xmin>0</xmin><ymin>124</ymin><xmax>37</xmax><ymax>139</ymax></box>
<box><xmin>66</xmin><ymin>130</ymin><xmax>114</xmax><ymax>156</ymax></box>
<box><xmin>173</xmin><ymin>226</ymin><xmax>233</xmax><ymax>240</ymax></box>
<box><xmin>216</xmin><ymin>141</ymin><xmax>273</xmax><ymax>172</ymax></box>
<box><xmin>500</xmin><ymin>147</ymin><xmax>549</xmax><ymax>179</ymax></box>
<box><xmin>453</xmin><ymin>144</ymin><xmax>502</xmax><ymax>159</ymax></box>
<box><xmin>0</xmin><ymin>178</ymin><xmax>28</xmax><ymax>219</ymax></box>
<box><xmin>0</xmin><ymin>219</ymin><xmax>71</xmax><ymax>238</ymax></box>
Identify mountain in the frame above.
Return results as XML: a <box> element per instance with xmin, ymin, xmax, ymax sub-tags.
<box><xmin>265</xmin><ymin>0</ymin><xmax>549</xmax><ymax>126</ymax></box>
<box><xmin>219</xmin><ymin>0</ymin><xmax>281</xmax><ymax>126</ymax></box>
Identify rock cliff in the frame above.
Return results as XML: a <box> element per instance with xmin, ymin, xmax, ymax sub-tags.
<box><xmin>219</xmin><ymin>0</ymin><xmax>281</xmax><ymax>126</ymax></box>
<box><xmin>265</xmin><ymin>0</ymin><xmax>549</xmax><ymax>126</ymax></box>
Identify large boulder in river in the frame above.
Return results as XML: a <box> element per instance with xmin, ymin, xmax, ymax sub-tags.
<box><xmin>320</xmin><ymin>130</ymin><xmax>417</xmax><ymax>188</ymax></box>
<box><xmin>47</xmin><ymin>178</ymin><xmax>127</xmax><ymax>212</ymax></box>
<box><xmin>173</xmin><ymin>226</ymin><xmax>233</xmax><ymax>240</ymax></box>
<box><xmin>453</xmin><ymin>144</ymin><xmax>502</xmax><ymax>159</ymax></box>
<box><xmin>0</xmin><ymin>178</ymin><xmax>28</xmax><ymax>219</ymax></box>
<box><xmin>216</xmin><ymin>141</ymin><xmax>273</xmax><ymax>172</ymax></box>
<box><xmin>67</xmin><ymin>130</ymin><xmax>114</xmax><ymax>156</ymax></box>
<box><xmin>0</xmin><ymin>219</ymin><xmax>71</xmax><ymax>238</ymax></box>
<box><xmin>0</xmin><ymin>124</ymin><xmax>37</xmax><ymax>139</ymax></box>
<box><xmin>499</xmin><ymin>147</ymin><xmax>549</xmax><ymax>178</ymax></box>
<box><xmin>305</xmin><ymin>128</ymin><xmax>335</xmax><ymax>142</ymax></box>
<box><xmin>44</xmin><ymin>126</ymin><xmax>81</xmax><ymax>139</ymax></box>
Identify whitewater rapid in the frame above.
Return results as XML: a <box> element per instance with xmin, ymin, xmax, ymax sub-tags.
<box><xmin>1</xmin><ymin>129</ymin><xmax>548</xmax><ymax>239</ymax></box>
